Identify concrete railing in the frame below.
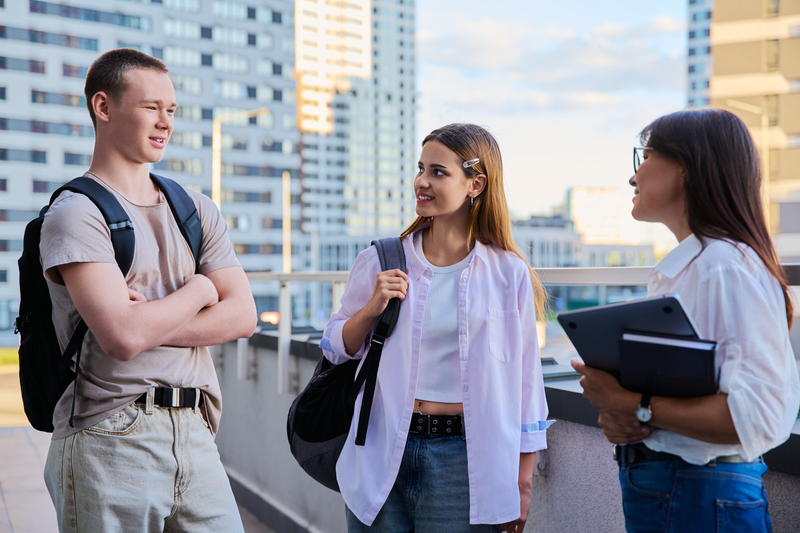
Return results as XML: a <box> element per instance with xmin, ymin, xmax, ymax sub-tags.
<box><xmin>218</xmin><ymin>265</ymin><xmax>800</xmax><ymax>532</ymax></box>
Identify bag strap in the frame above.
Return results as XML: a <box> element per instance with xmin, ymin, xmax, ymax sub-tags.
<box><xmin>51</xmin><ymin>177</ymin><xmax>136</xmax><ymax>276</ymax></box>
<box><xmin>354</xmin><ymin>236</ymin><xmax>406</xmax><ymax>446</ymax></box>
<box><xmin>150</xmin><ymin>173</ymin><xmax>203</xmax><ymax>273</ymax></box>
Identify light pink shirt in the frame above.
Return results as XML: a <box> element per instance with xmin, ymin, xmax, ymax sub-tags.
<box><xmin>321</xmin><ymin>230</ymin><xmax>552</xmax><ymax>526</ymax></box>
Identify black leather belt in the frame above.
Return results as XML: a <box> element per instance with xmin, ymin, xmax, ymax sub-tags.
<box><xmin>409</xmin><ymin>412</ymin><xmax>463</xmax><ymax>437</ymax></box>
<box><xmin>135</xmin><ymin>387</ymin><xmax>202</xmax><ymax>408</ymax></box>
<box><xmin>614</xmin><ymin>443</ymin><xmax>680</xmax><ymax>466</ymax></box>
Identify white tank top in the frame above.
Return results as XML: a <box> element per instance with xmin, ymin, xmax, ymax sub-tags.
<box><xmin>414</xmin><ymin>231</ymin><xmax>474</xmax><ymax>403</ymax></box>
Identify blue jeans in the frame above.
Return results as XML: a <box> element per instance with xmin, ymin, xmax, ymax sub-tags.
<box><xmin>346</xmin><ymin>434</ymin><xmax>500</xmax><ymax>533</ymax></box>
<box><xmin>619</xmin><ymin>455</ymin><xmax>771</xmax><ymax>533</ymax></box>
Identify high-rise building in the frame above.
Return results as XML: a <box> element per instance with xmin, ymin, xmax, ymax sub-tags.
<box><xmin>709</xmin><ymin>0</ymin><xmax>800</xmax><ymax>259</ymax></box>
<box><xmin>688</xmin><ymin>0</ymin><xmax>714</xmax><ymax>107</ymax></box>
<box><xmin>0</xmin><ymin>0</ymin><xmax>301</xmax><ymax>329</ymax></box>
<box><xmin>294</xmin><ymin>0</ymin><xmax>417</xmax><ymax>240</ymax></box>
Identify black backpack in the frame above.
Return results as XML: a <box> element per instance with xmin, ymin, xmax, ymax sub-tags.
<box><xmin>15</xmin><ymin>174</ymin><xmax>202</xmax><ymax>433</ymax></box>
<box><xmin>287</xmin><ymin>237</ymin><xmax>405</xmax><ymax>492</ymax></box>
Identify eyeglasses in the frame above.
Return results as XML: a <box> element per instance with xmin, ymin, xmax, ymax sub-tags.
<box><xmin>633</xmin><ymin>147</ymin><xmax>649</xmax><ymax>173</ymax></box>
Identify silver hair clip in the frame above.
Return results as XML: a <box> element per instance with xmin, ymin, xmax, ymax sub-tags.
<box><xmin>462</xmin><ymin>158</ymin><xmax>480</xmax><ymax>169</ymax></box>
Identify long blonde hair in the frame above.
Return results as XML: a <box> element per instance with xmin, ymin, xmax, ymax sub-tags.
<box><xmin>401</xmin><ymin>123</ymin><xmax>548</xmax><ymax>319</ymax></box>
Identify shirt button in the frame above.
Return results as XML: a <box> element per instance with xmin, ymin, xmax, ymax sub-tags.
<box><xmin>469</xmin><ymin>469</ymin><xmax>473</xmax><ymax>474</ymax></box>
<box><xmin>459</xmin><ymin>330</ymin><xmax>465</xmax><ymax>335</ymax></box>
<box><xmin>459</xmin><ymin>302</ymin><xmax>464</xmax><ymax>307</ymax></box>
<box><xmin>461</xmin><ymin>356</ymin><xmax>467</xmax><ymax>361</ymax></box>
<box><xmin>466</xmin><ymin>412</ymin><xmax>470</xmax><ymax>417</ymax></box>
<box><xmin>463</xmin><ymin>385</ymin><xmax>468</xmax><ymax>391</ymax></box>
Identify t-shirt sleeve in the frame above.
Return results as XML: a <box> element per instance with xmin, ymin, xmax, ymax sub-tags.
<box><xmin>40</xmin><ymin>191</ymin><xmax>117</xmax><ymax>284</ymax></box>
<box><xmin>188</xmin><ymin>189</ymin><xmax>240</xmax><ymax>275</ymax></box>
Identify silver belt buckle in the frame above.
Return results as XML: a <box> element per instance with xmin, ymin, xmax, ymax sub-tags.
<box><xmin>172</xmin><ymin>388</ymin><xmax>181</xmax><ymax>408</ymax></box>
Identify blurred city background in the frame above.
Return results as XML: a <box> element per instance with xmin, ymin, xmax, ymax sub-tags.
<box><xmin>2</xmin><ymin>0</ymin><xmax>800</xmax><ymax>532</ymax></box>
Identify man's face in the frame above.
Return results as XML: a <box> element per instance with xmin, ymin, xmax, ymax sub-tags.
<box><xmin>104</xmin><ymin>69</ymin><xmax>176</xmax><ymax>165</ymax></box>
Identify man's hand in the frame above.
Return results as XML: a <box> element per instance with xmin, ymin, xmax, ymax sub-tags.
<box><xmin>127</xmin><ymin>288</ymin><xmax>146</xmax><ymax>305</ymax></box>
<box><xmin>571</xmin><ymin>360</ymin><xmax>651</xmax><ymax>444</ymax></box>
<box><xmin>184</xmin><ymin>273</ymin><xmax>219</xmax><ymax>308</ymax></box>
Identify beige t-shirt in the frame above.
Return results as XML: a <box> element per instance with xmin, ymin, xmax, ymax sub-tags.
<box><xmin>40</xmin><ymin>174</ymin><xmax>240</xmax><ymax>439</ymax></box>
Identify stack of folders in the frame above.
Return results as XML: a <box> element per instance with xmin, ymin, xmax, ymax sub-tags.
<box><xmin>618</xmin><ymin>332</ymin><xmax>718</xmax><ymax>398</ymax></box>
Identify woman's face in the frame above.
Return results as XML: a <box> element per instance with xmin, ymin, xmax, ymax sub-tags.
<box><xmin>628</xmin><ymin>148</ymin><xmax>687</xmax><ymax>229</ymax></box>
<box><xmin>414</xmin><ymin>140</ymin><xmax>477</xmax><ymax>219</ymax></box>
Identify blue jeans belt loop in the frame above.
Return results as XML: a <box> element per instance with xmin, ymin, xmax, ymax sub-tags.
<box><xmin>614</xmin><ymin>443</ymin><xmax>753</xmax><ymax>466</ymax></box>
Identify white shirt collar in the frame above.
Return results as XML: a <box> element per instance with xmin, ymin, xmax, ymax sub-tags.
<box><xmin>654</xmin><ymin>233</ymin><xmax>704</xmax><ymax>280</ymax></box>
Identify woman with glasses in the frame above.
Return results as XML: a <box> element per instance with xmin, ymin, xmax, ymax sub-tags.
<box><xmin>573</xmin><ymin>109</ymin><xmax>800</xmax><ymax>532</ymax></box>
<box><xmin>321</xmin><ymin>123</ymin><xmax>552</xmax><ymax>533</ymax></box>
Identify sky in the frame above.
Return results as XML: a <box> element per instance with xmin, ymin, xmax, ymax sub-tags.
<box><xmin>414</xmin><ymin>0</ymin><xmax>688</xmax><ymax>246</ymax></box>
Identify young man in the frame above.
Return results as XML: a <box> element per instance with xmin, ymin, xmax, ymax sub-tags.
<box><xmin>41</xmin><ymin>48</ymin><xmax>257</xmax><ymax>532</ymax></box>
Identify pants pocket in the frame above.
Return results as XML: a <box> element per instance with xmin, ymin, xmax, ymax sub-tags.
<box><xmin>83</xmin><ymin>404</ymin><xmax>142</xmax><ymax>436</ymax></box>
<box><xmin>716</xmin><ymin>498</ymin><xmax>769</xmax><ymax>533</ymax></box>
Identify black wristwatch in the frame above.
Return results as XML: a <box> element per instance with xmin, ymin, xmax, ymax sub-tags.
<box><xmin>635</xmin><ymin>393</ymin><xmax>653</xmax><ymax>426</ymax></box>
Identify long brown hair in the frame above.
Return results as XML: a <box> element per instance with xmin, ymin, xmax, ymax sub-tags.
<box><xmin>401</xmin><ymin>123</ymin><xmax>548</xmax><ymax>319</ymax></box>
<box><xmin>641</xmin><ymin>109</ymin><xmax>793</xmax><ymax>326</ymax></box>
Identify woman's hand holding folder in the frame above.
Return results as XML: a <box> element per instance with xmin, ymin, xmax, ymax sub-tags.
<box><xmin>572</xmin><ymin>360</ymin><xmax>740</xmax><ymax>445</ymax></box>
<box><xmin>571</xmin><ymin>360</ymin><xmax>652</xmax><ymax>444</ymax></box>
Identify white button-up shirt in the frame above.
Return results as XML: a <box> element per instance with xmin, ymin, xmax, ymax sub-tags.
<box><xmin>644</xmin><ymin>234</ymin><xmax>800</xmax><ymax>464</ymax></box>
<box><xmin>320</xmin><ymin>231</ymin><xmax>551</xmax><ymax>526</ymax></box>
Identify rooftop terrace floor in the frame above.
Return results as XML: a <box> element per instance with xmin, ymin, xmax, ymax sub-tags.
<box><xmin>0</xmin><ymin>364</ymin><xmax>275</xmax><ymax>533</ymax></box>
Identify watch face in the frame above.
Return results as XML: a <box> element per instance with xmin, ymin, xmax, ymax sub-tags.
<box><xmin>636</xmin><ymin>407</ymin><xmax>652</xmax><ymax>424</ymax></box>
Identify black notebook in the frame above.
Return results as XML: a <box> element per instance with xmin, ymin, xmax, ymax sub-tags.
<box><xmin>618</xmin><ymin>332</ymin><xmax>718</xmax><ymax>398</ymax></box>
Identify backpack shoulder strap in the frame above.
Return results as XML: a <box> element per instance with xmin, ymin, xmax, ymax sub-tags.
<box><xmin>50</xmin><ymin>177</ymin><xmax>135</xmax><ymax>277</ymax></box>
<box><xmin>353</xmin><ymin>236</ymin><xmax>406</xmax><ymax>446</ymax></box>
<box><xmin>150</xmin><ymin>173</ymin><xmax>203</xmax><ymax>273</ymax></box>
<box><xmin>370</xmin><ymin>237</ymin><xmax>406</xmax><ymax>338</ymax></box>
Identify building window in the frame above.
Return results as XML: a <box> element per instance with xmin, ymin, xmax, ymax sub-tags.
<box><xmin>32</xmin><ymin>180</ymin><xmax>64</xmax><ymax>193</ymax></box>
<box><xmin>0</xmin><ymin>271</ymin><xmax>7</xmax><ymax>283</ymax></box>
<box><xmin>212</xmin><ymin>52</ymin><xmax>248</xmax><ymax>73</ymax></box>
<box><xmin>767</xmin><ymin>0</ymin><xmax>779</xmax><ymax>17</ymax></box>
<box><xmin>165</xmin><ymin>46</ymin><xmax>202</xmax><ymax>67</ymax></box>
<box><xmin>766</xmin><ymin>40</ymin><xmax>779</xmax><ymax>71</ymax></box>
<box><xmin>30</xmin><ymin>1</ymin><xmax>151</xmax><ymax>31</ymax></box>
<box><xmin>692</xmin><ymin>11</ymin><xmax>712</xmax><ymax>21</ymax></box>
<box><xmin>0</xmin><ymin>209</ymin><xmax>40</xmax><ymax>222</ymax></box>
<box><xmin>201</xmin><ymin>26</ymin><xmax>212</xmax><ymax>39</ymax></box>
<box><xmin>31</xmin><ymin>90</ymin><xmax>85</xmax><ymax>107</ymax></box>
<box><xmin>766</xmin><ymin>95</ymin><xmax>778</xmax><ymax>126</ymax></box>
<box><xmin>0</xmin><ymin>26</ymin><xmax>98</xmax><ymax>50</ymax></box>
<box><xmin>213</xmin><ymin>26</ymin><xmax>248</xmax><ymax>46</ymax></box>
<box><xmin>170</xmin><ymin>131</ymin><xmax>203</xmax><ymax>149</ymax></box>
<box><xmin>62</xmin><ymin>63</ymin><xmax>87</xmax><ymax>78</ymax></box>
<box><xmin>0</xmin><ymin>87</ymin><xmax>4</xmax><ymax>100</ymax></box>
<box><xmin>0</xmin><ymin>179</ymin><xmax>6</xmax><ymax>191</ymax></box>
<box><xmin>0</xmin><ymin>117</ymin><xmax>93</xmax><ymax>137</ymax></box>
<box><xmin>688</xmin><ymin>65</ymin><xmax>696</xmax><ymax>73</ymax></box>
<box><xmin>64</xmin><ymin>153</ymin><xmax>91</xmax><ymax>165</ymax></box>
<box><xmin>0</xmin><ymin>149</ymin><xmax>46</xmax><ymax>163</ymax></box>
<box><xmin>153</xmin><ymin>158</ymin><xmax>203</xmax><ymax>175</ymax></box>
<box><xmin>163</xmin><ymin>0</ymin><xmax>201</xmax><ymax>12</ymax></box>
<box><xmin>0</xmin><ymin>56</ymin><xmax>45</xmax><ymax>73</ymax></box>
<box><xmin>170</xmin><ymin>74</ymin><xmax>202</xmax><ymax>95</ymax></box>
<box><xmin>164</xmin><ymin>19</ymin><xmax>200</xmax><ymax>39</ymax></box>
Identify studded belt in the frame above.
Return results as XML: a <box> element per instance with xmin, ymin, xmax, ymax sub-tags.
<box><xmin>409</xmin><ymin>412</ymin><xmax>464</xmax><ymax>437</ymax></box>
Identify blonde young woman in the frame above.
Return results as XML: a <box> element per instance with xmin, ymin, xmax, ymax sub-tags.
<box><xmin>320</xmin><ymin>123</ymin><xmax>553</xmax><ymax>532</ymax></box>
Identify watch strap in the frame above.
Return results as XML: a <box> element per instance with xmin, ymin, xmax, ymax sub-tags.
<box><xmin>639</xmin><ymin>393</ymin><xmax>652</xmax><ymax>409</ymax></box>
